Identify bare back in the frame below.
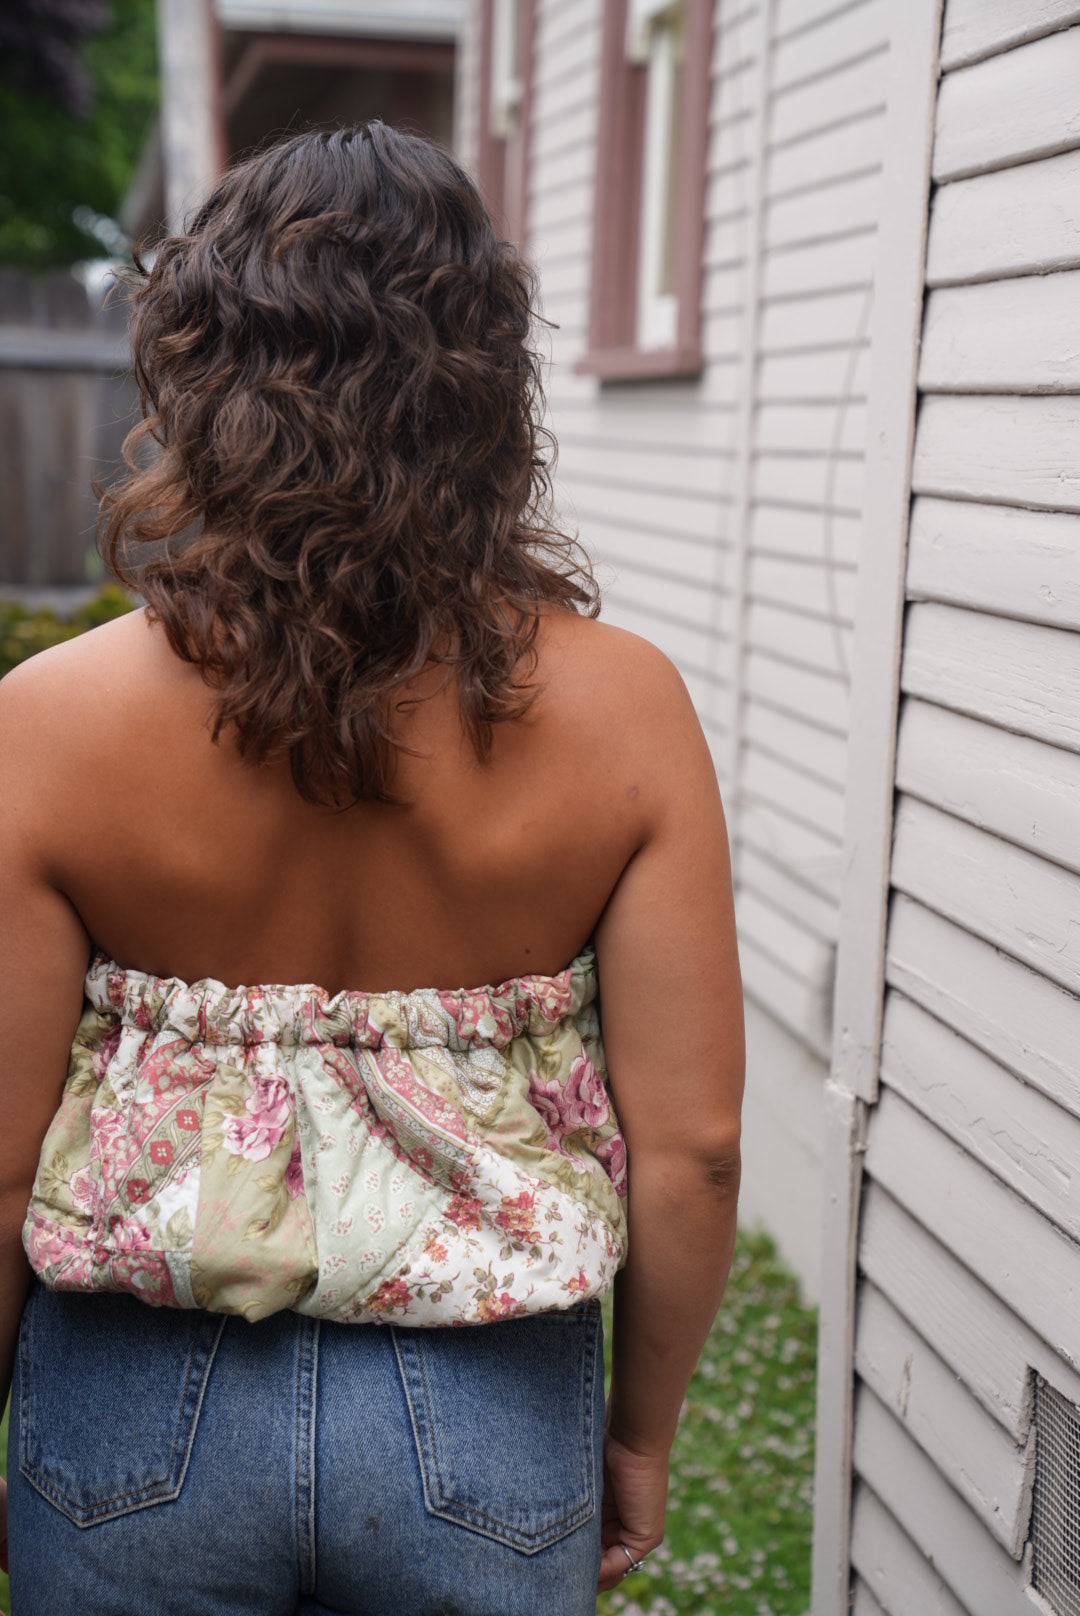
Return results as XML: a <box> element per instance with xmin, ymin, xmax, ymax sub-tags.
<box><xmin>17</xmin><ymin>604</ymin><xmax>660</xmax><ymax>994</ymax></box>
<box><xmin>3</xmin><ymin>590</ymin><xmax>743</xmax><ymax>1264</ymax></box>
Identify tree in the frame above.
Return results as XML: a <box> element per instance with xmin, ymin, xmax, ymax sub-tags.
<box><xmin>0</xmin><ymin>0</ymin><xmax>158</xmax><ymax>269</ymax></box>
<box><xmin>0</xmin><ymin>1</ymin><xmax>110</xmax><ymax>117</ymax></box>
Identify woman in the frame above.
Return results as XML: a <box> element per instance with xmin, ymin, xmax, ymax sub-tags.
<box><xmin>0</xmin><ymin>123</ymin><xmax>744</xmax><ymax>1613</ymax></box>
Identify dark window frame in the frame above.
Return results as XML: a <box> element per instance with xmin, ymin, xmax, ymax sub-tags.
<box><xmin>477</xmin><ymin>0</ymin><xmax>537</xmax><ymax>252</ymax></box>
<box><xmin>577</xmin><ymin>0</ymin><xmax>713</xmax><ymax>382</ymax></box>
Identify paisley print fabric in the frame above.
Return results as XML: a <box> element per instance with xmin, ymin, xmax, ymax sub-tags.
<box><xmin>24</xmin><ymin>946</ymin><xmax>628</xmax><ymax>1325</ymax></box>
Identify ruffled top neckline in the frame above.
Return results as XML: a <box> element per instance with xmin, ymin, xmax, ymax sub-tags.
<box><xmin>83</xmin><ymin>943</ymin><xmax>598</xmax><ymax>1051</ymax></box>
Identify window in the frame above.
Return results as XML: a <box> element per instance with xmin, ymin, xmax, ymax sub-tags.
<box><xmin>477</xmin><ymin>0</ymin><xmax>535</xmax><ymax>250</ymax></box>
<box><xmin>578</xmin><ymin>0</ymin><xmax>712</xmax><ymax>381</ymax></box>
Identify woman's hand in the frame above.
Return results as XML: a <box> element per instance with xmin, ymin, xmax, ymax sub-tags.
<box><xmin>597</xmin><ymin>1428</ymin><xmax>668</xmax><ymax>1593</ymax></box>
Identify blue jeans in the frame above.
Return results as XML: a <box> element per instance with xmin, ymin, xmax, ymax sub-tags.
<box><xmin>7</xmin><ymin>1279</ymin><xmax>605</xmax><ymax>1614</ymax></box>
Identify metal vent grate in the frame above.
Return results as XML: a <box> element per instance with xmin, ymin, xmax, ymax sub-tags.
<box><xmin>1032</xmin><ymin>1375</ymin><xmax>1080</xmax><ymax>1616</ymax></box>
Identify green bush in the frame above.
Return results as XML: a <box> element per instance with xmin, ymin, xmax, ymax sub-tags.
<box><xmin>0</xmin><ymin>0</ymin><xmax>158</xmax><ymax>270</ymax></box>
<box><xmin>0</xmin><ymin>582</ymin><xmax>136</xmax><ymax>677</ymax></box>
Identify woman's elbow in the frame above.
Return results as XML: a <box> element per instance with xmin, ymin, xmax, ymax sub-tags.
<box><xmin>701</xmin><ymin>1144</ymin><xmax>741</xmax><ymax>1197</ymax></box>
<box><xmin>629</xmin><ymin>1132</ymin><xmax>742</xmax><ymax>1200</ymax></box>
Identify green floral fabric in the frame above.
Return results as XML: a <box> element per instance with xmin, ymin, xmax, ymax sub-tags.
<box><xmin>25</xmin><ymin>946</ymin><xmax>628</xmax><ymax>1323</ymax></box>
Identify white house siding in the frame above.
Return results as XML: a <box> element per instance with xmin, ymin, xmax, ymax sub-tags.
<box><xmin>455</xmin><ymin>0</ymin><xmax>894</xmax><ymax>1300</ymax></box>
<box><xmin>846</xmin><ymin>8</ymin><xmax>1080</xmax><ymax>1612</ymax></box>
<box><xmin>738</xmin><ymin>0</ymin><xmax>888</xmax><ymax>1072</ymax></box>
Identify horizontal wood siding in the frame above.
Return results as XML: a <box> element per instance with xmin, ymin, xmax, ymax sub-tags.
<box><xmin>534</xmin><ymin>0</ymin><xmax>746</xmax><ymax>776</ymax></box>
<box><xmin>456</xmin><ymin>0</ymin><xmax>892</xmax><ymax>1064</ymax></box>
<box><xmin>851</xmin><ymin>1479</ymin><xmax>971</xmax><ymax>1616</ymax></box>
<box><xmin>524</xmin><ymin>0</ymin><xmax>740</xmax><ymax>775</ymax></box>
<box><xmin>847</xmin><ymin>9</ymin><xmax>1080</xmax><ymax>1608</ymax></box>
<box><xmin>855</xmin><ymin>1280</ymin><xmax>1035</xmax><ymax>1555</ymax></box>
<box><xmin>738</xmin><ymin>0</ymin><xmax>887</xmax><ymax>1055</ymax></box>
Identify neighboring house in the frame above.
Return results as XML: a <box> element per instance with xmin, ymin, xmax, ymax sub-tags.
<box><xmin>125</xmin><ymin>0</ymin><xmax>464</xmax><ymax>240</ymax></box>
<box><xmin>216</xmin><ymin>0</ymin><xmax>460</xmax><ymax>154</ymax></box>
<box><xmin>455</xmin><ymin>3</ymin><xmax>1080</xmax><ymax>1615</ymax></box>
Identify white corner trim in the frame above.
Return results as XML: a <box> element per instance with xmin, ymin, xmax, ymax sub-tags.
<box><xmin>811</xmin><ymin>0</ymin><xmax>945</xmax><ymax>1612</ymax></box>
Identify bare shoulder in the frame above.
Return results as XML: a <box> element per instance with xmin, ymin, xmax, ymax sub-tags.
<box><xmin>530</xmin><ymin>609</ymin><xmax>721</xmax><ymax>843</ymax></box>
<box><xmin>535</xmin><ymin>609</ymin><xmax>708</xmax><ymax>771</ymax></box>
<box><xmin>0</xmin><ymin>607</ymin><xmax>181</xmax><ymax>788</ymax></box>
<box><xmin>0</xmin><ymin>605</ymin><xmax>151</xmax><ymax>702</ymax></box>
<box><xmin>0</xmin><ymin>607</ymin><xmax>190</xmax><ymax>724</ymax></box>
<box><xmin>537</xmin><ymin>609</ymin><xmax>698</xmax><ymax>731</ymax></box>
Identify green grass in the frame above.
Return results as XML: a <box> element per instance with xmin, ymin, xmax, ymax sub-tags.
<box><xmin>598</xmin><ymin>1226</ymin><xmax>817</xmax><ymax>1616</ymax></box>
<box><xmin>0</xmin><ymin>1227</ymin><xmax>815</xmax><ymax>1614</ymax></box>
<box><xmin>1</xmin><ymin>1398</ymin><xmax>8</xmax><ymax>1616</ymax></box>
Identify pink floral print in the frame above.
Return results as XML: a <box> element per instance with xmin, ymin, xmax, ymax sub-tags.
<box><xmin>366</xmin><ymin>1275</ymin><xmax>412</xmax><ymax>1316</ymax></box>
<box><xmin>476</xmin><ymin>1290</ymin><xmax>519</xmax><ymax>1322</ymax></box>
<box><xmin>25</xmin><ymin>943</ymin><xmax>628</xmax><ymax>1325</ymax></box>
<box><xmin>91</xmin><ymin>1024</ymin><xmax>122</xmax><ymax>1081</ymax></box>
<box><xmin>494</xmin><ymin>1189</ymin><xmax>540</xmax><ymax>1246</ymax></box>
<box><xmin>595</xmin><ymin>1132</ymin><xmax>628</xmax><ymax>1198</ymax></box>
<box><xmin>438</xmin><ymin>987</ymin><xmax>518</xmax><ymax>1047</ymax></box>
<box><xmin>445</xmin><ymin>1192</ymin><xmax>484</xmax><ymax>1232</ymax></box>
<box><xmin>528</xmin><ymin>1051</ymin><xmax>610</xmax><ymax>1155</ymax></box>
<box><xmin>106</xmin><ymin>1214</ymin><xmax>152</xmax><ymax>1254</ymax></box>
<box><xmin>221</xmin><ymin>1072</ymin><xmax>292</xmax><ymax>1162</ymax></box>
<box><xmin>285</xmin><ymin>1135</ymin><xmax>304</xmax><ymax>1200</ymax></box>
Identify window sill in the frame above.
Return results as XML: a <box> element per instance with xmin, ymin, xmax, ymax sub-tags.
<box><xmin>573</xmin><ymin>344</ymin><xmax>704</xmax><ymax>382</ymax></box>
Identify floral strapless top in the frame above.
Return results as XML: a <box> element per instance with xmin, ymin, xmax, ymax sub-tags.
<box><xmin>24</xmin><ymin>945</ymin><xmax>627</xmax><ymax>1326</ymax></box>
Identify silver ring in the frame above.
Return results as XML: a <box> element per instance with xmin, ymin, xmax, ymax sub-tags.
<box><xmin>619</xmin><ymin>1544</ymin><xmax>647</xmax><ymax>1574</ymax></box>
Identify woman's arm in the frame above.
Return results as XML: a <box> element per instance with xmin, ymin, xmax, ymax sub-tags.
<box><xmin>0</xmin><ymin>666</ymin><xmax>94</xmax><ymax>1569</ymax></box>
<box><xmin>592</xmin><ymin>644</ymin><xmax>744</xmax><ymax>1591</ymax></box>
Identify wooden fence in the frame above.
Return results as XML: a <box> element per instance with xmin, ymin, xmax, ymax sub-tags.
<box><xmin>0</xmin><ymin>268</ymin><xmax>137</xmax><ymax>602</ymax></box>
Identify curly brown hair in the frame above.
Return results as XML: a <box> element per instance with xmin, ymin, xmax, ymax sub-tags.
<box><xmin>99</xmin><ymin>122</ymin><xmax>596</xmax><ymax>808</ymax></box>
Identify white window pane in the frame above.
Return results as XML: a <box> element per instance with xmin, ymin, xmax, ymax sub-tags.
<box><xmin>636</xmin><ymin>6</ymin><xmax>683</xmax><ymax>350</ymax></box>
<box><xmin>491</xmin><ymin>0</ymin><xmax>523</xmax><ymax>139</ymax></box>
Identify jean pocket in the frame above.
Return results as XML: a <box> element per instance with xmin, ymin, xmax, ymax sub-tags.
<box><xmin>17</xmin><ymin>1281</ymin><xmax>225</xmax><ymax>1528</ymax></box>
<box><xmin>392</xmin><ymin>1298</ymin><xmax>602</xmax><ymax>1555</ymax></box>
